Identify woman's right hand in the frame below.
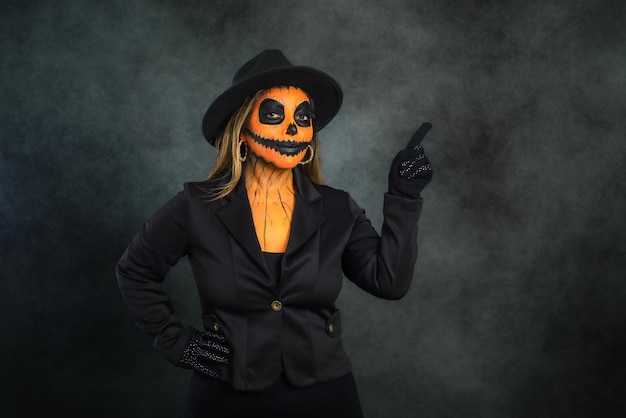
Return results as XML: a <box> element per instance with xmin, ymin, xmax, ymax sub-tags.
<box><xmin>178</xmin><ymin>330</ymin><xmax>232</xmax><ymax>379</ymax></box>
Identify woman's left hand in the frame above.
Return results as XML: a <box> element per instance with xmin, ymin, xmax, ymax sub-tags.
<box><xmin>388</xmin><ymin>122</ymin><xmax>433</xmax><ymax>199</ymax></box>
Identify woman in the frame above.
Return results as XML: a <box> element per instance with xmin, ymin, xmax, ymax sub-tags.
<box><xmin>116</xmin><ymin>49</ymin><xmax>432</xmax><ymax>417</ymax></box>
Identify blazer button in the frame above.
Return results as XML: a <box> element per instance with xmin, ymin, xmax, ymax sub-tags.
<box><xmin>271</xmin><ymin>300</ymin><xmax>283</xmax><ymax>312</ymax></box>
<box><xmin>213</xmin><ymin>322</ymin><xmax>220</xmax><ymax>332</ymax></box>
<box><xmin>327</xmin><ymin>323</ymin><xmax>334</xmax><ymax>334</ymax></box>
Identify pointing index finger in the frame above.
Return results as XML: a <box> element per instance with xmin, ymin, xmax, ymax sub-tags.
<box><xmin>406</xmin><ymin>122</ymin><xmax>432</xmax><ymax>150</ymax></box>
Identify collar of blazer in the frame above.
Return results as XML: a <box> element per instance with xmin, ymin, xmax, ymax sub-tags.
<box><xmin>215</xmin><ymin>168</ymin><xmax>327</xmax><ymax>272</ymax></box>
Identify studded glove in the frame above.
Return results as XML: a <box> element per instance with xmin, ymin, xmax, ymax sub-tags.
<box><xmin>388</xmin><ymin>122</ymin><xmax>433</xmax><ymax>199</ymax></box>
<box><xmin>178</xmin><ymin>330</ymin><xmax>232</xmax><ymax>379</ymax></box>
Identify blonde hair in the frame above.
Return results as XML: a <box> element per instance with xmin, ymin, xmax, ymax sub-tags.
<box><xmin>206</xmin><ymin>89</ymin><xmax>323</xmax><ymax>200</ymax></box>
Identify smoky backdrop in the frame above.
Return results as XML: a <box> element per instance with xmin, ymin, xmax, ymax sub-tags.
<box><xmin>2</xmin><ymin>0</ymin><xmax>625</xmax><ymax>417</ymax></box>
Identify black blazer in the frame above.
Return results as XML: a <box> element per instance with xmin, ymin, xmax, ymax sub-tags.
<box><xmin>116</xmin><ymin>168</ymin><xmax>423</xmax><ymax>391</ymax></box>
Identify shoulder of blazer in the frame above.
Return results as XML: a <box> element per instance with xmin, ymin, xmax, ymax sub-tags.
<box><xmin>292</xmin><ymin>167</ymin><xmax>350</xmax><ymax>207</ymax></box>
<box><xmin>304</xmin><ymin>179</ymin><xmax>356</xmax><ymax>220</ymax></box>
<box><xmin>181</xmin><ymin>170</ymin><xmax>353</xmax><ymax>213</ymax></box>
<box><xmin>183</xmin><ymin>177</ymin><xmax>232</xmax><ymax>203</ymax></box>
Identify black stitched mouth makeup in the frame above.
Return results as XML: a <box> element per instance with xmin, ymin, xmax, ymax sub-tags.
<box><xmin>244</xmin><ymin>127</ymin><xmax>310</xmax><ymax>156</ymax></box>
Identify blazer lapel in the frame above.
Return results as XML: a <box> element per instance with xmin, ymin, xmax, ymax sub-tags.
<box><xmin>280</xmin><ymin>169</ymin><xmax>327</xmax><ymax>297</ymax></box>
<box><xmin>215</xmin><ymin>178</ymin><xmax>269</xmax><ymax>277</ymax></box>
<box><xmin>286</xmin><ymin>169</ymin><xmax>326</xmax><ymax>255</ymax></box>
<box><xmin>214</xmin><ymin>169</ymin><xmax>326</xmax><ymax>291</ymax></box>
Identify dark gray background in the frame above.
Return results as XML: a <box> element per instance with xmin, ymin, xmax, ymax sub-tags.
<box><xmin>2</xmin><ymin>1</ymin><xmax>625</xmax><ymax>417</ymax></box>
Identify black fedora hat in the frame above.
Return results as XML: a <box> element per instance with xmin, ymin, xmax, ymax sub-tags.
<box><xmin>202</xmin><ymin>49</ymin><xmax>343</xmax><ymax>146</ymax></box>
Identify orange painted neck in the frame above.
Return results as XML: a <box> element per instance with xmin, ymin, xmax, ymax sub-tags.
<box><xmin>245</xmin><ymin>154</ymin><xmax>296</xmax><ymax>253</ymax></box>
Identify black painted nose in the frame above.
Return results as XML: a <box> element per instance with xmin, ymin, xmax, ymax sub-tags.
<box><xmin>286</xmin><ymin>123</ymin><xmax>297</xmax><ymax>136</ymax></box>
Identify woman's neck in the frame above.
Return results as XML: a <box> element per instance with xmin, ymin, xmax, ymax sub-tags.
<box><xmin>244</xmin><ymin>154</ymin><xmax>296</xmax><ymax>253</ymax></box>
<box><xmin>244</xmin><ymin>154</ymin><xmax>295</xmax><ymax>198</ymax></box>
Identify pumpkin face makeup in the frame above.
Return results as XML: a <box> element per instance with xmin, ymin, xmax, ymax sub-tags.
<box><xmin>241</xmin><ymin>86</ymin><xmax>314</xmax><ymax>169</ymax></box>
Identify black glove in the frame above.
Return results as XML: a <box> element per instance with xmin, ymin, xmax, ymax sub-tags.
<box><xmin>178</xmin><ymin>330</ymin><xmax>232</xmax><ymax>379</ymax></box>
<box><xmin>388</xmin><ymin>123</ymin><xmax>433</xmax><ymax>199</ymax></box>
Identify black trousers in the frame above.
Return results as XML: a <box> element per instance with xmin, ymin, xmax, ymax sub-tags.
<box><xmin>181</xmin><ymin>371</ymin><xmax>364</xmax><ymax>418</ymax></box>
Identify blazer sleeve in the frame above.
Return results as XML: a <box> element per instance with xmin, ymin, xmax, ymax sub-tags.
<box><xmin>116</xmin><ymin>185</ymin><xmax>197</xmax><ymax>365</ymax></box>
<box><xmin>341</xmin><ymin>192</ymin><xmax>423</xmax><ymax>300</ymax></box>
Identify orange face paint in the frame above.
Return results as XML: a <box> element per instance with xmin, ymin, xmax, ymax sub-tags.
<box><xmin>241</xmin><ymin>86</ymin><xmax>314</xmax><ymax>169</ymax></box>
<box><xmin>242</xmin><ymin>86</ymin><xmax>314</xmax><ymax>252</ymax></box>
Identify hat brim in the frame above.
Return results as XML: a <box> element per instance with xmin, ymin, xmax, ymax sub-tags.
<box><xmin>202</xmin><ymin>66</ymin><xmax>342</xmax><ymax>146</ymax></box>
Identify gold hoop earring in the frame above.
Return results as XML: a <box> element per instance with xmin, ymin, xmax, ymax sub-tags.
<box><xmin>298</xmin><ymin>144</ymin><xmax>314</xmax><ymax>165</ymax></box>
<box><xmin>238</xmin><ymin>140</ymin><xmax>248</xmax><ymax>162</ymax></box>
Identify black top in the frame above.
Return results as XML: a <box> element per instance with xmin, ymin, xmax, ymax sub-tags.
<box><xmin>263</xmin><ymin>252</ymin><xmax>283</xmax><ymax>288</ymax></box>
